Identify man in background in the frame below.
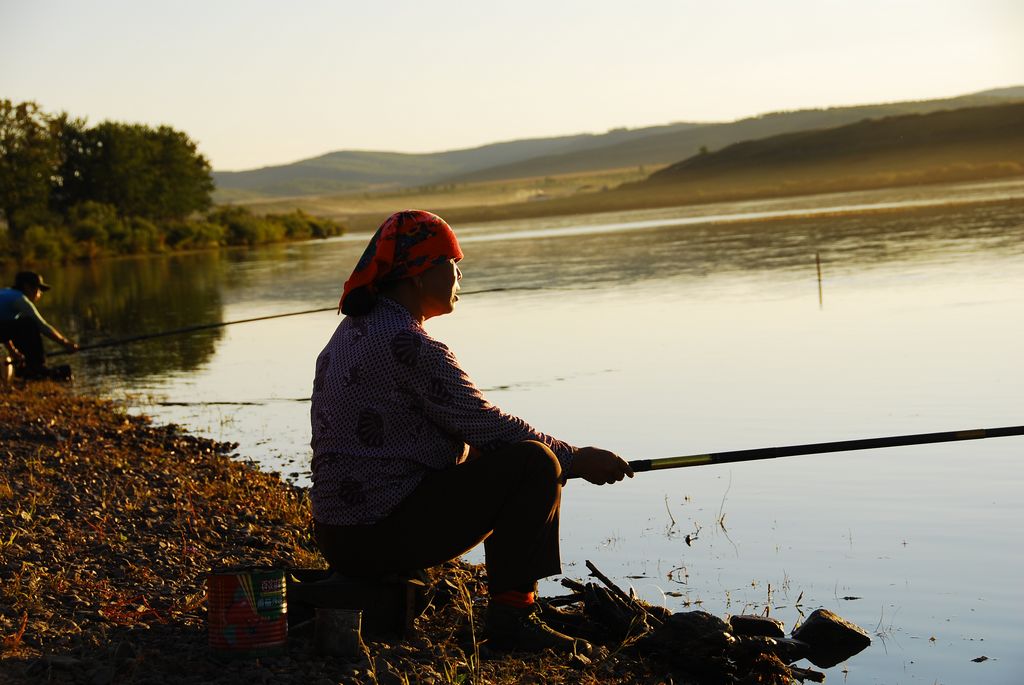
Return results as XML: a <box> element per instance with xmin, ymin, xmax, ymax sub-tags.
<box><xmin>0</xmin><ymin>271</ymin><xmax>78</xmax><ymax>380</ymax></box>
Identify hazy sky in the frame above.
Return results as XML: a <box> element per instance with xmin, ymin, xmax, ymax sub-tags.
<box><xmin>2</xmin><ymin>0</ymin><xmax>1021</xmax><ymax>171</ymax></box>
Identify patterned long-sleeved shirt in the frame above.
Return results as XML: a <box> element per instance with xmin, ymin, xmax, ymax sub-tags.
<box><xmin>310</xmin><ymin>297</ymin><xmax>576</xmax><ymax>526</ymax></box>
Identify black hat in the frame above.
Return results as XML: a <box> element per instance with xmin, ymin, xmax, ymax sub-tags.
<box><xmin>13</xmin><ymin>271</ymin><xmax>51</xmax><ymax>292</ymax></box>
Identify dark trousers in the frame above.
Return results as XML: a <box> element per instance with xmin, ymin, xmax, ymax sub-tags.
<box><xmin>0</xmin><ymin>318</ymin><xmax>45</xmax><ymax>370</ymax></box>
<box><xmin>314</xmin><ymin>440</ymin><xmax>563</xmax><ymax>593</ymax></box>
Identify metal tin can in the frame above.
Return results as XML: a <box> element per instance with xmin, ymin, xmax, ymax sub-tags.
<box><xmin>206</xmin><ymin>568</ymin><xmax>287</xmax><ymax>660</ymax></box>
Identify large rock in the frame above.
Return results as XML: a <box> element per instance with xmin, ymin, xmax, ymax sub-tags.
<box><xmin>791</xmin><ymin>608</ymin><xmax>871</xmax><ymax>668</ymax></box>
<box><xmin>729</xmin><ymin>614</ymin><xmax>786</xmax><ymax>638</ymax></box>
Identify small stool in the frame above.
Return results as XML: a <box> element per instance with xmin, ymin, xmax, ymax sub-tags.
<box><xmin>287</xmin><ymin>569</ymin><xmax>429</xmax><ymax>638</ymax></box>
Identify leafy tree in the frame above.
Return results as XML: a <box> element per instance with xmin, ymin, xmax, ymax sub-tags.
<box><xmin>59</xmin><ymin>121</ymin><xmax>214</xmax><ymax>221</ymax></box>
<box><xmin>207</xmin><ymin>205</ymin><xmax>283</xmax><ymax>245</ymax></box>
<box><xmin>0</xmin><ymin>100</ymin><xmax>68</xmax><ymax>238</ymax></box>
<box><xmin>1</xmin><ymin>101</ymin><xmax>341</xmax><ymax>263</ymax></box>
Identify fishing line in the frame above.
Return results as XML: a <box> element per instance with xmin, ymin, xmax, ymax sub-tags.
<box><xmin>54</xmin><ymin>286</ymin><xmax>544</xmax><ymax>355</ymax></box>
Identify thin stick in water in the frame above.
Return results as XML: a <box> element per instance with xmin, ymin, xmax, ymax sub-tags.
<box><xmin>816</xmin><ymin>251</ymin><xmax>823</xmax><ymax>308</ymax></box>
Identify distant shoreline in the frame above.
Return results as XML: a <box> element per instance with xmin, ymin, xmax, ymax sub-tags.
<box><xmin>8</xmin><ymin>175</ymin><xmax>1021</xmax><ymax>267</ymax></box>
<box><xmin>429</xmin><ymin>169</ymin><xmax>1024</xmax><ymax>232</ymax></box>
<box><xmin>313</xmin><ymin>174</ymin><xmax>1024</xmax><ymax>235</ymax></box>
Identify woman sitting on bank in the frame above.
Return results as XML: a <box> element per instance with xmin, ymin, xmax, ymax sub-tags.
<box><xmin>310</xmin><ymin>210</ymin><xmax>633</xmax><ymax>653</ymax></box>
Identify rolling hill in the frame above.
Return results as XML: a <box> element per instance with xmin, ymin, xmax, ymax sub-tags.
<box><xmin>212</xmin><ymin>122</ymin><xmax>705</xmax><ymax>199</ymax></box>
<box><xmin>428</xmin><ymin>100</ymin><xmax>1024</xmax><ymax>227</ymax></box>
<box><xmin>441</xmin><ymin>93</ymin><xmax>1023</xmax><ymax>184</ymax></box>
<box><xmin>643</xmin><ymin>100</ymin><xmax>1024</xmax><ymax>186</ymax></box>
<box><xmin>213</xmin><ymin>87</ymin><xmax>1023</xmax><ymax>200</ymax></box>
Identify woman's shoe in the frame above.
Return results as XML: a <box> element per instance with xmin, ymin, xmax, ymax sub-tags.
<box><xmin>484</xmin><ymin>602</ymin><xmax>592</xmax><ymax>654</ymax></box>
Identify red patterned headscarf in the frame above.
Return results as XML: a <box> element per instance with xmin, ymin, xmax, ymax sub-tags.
<box><xmin>339</xmin><ymin>210</ymin><xmax>463</xmax><ymax>315</ymax></box>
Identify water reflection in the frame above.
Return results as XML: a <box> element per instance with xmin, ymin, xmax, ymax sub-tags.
<box><xmin>459</xmin><ymin>197</ymin><xmax>1024</xmax><ymax>296</ymax></box>
<box><xmin>51</xmin><ymin>253</ymin><xmax>226</xmax><ymax>378</ymax></box>
<box><xmin>35</xmin><ymin>181</ymin><xmax>1024</xmax><ymax>387</ymax></box>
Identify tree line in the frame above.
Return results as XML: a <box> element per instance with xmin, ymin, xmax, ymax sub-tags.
<box><xmin>0</xmin><ymin>100</ymin><xmax>344</xmax><ymax>263</ymax></box>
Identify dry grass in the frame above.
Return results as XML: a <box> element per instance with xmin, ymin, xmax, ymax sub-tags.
<box><xmin>231</xmin><ymin>166</ymin><xmax>664</xmax><ymax>231</ymax></box>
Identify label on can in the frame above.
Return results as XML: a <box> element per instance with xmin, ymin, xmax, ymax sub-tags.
<box><xmin>207</xmin><ymin>568</ymin><xmax>288</xmax><ymax>659</ymax></box>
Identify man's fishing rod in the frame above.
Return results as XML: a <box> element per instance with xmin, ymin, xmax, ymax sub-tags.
<box><xmin>618</xmin><ymin>425</ymin><xmax>1024</xmax><ymax>475</ymax></box>
<box><xmin>56</xmin><ymin>307</ymin><xmax>336</xmax><ymax>354</ymax></box>
<box><xmin>52</xmin><ymin>286</ymin><xmax>540</xmax><ymax>355</ymax></box>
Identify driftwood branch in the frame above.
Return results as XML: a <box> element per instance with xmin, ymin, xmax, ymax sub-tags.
<box><xmin>585</xmin><ymin>560</ymin><xmax>632</xmax><ymax>605</ymax></box>
<box><xmin>559</xmin><ymin>577</ymin><xmax>587</xmax><ymax>593</ymax></box>
<box><xmin>586</xmin><ymin>559</ymin><xmax>662</xmax><ymax>627</ymax></box>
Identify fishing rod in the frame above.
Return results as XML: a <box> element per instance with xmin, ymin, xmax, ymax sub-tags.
<box><xmin>52</xmin><ymin>286</ymin><xmax>540</xmax><ymax>355</ymax></box>
<box><xmin>55</xmin><ymin>307</ymin><xmax>335</xmax><ymax>354</ymax></box>
<box><xmin>622</xmin><ymin>425</ymin><xmax>1024</xmax><ymax>475</ymax></box>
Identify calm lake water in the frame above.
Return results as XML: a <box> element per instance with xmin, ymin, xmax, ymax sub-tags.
<box><xmin>43</xmin><ymin>178</ymin><xmax>1024</xmax><ymax>684</ymax></box>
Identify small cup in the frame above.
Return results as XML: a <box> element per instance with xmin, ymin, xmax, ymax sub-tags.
<box><xmin>314</xmin><ymin>608</ymin><xmax>363</xmax><ymax>658</ymax></box>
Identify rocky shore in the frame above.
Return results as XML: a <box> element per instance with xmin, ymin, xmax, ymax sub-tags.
<box><xmin>0</xmin><ymin>383</ymin><xmax>671</xmax><ymax>684</ymax></box>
